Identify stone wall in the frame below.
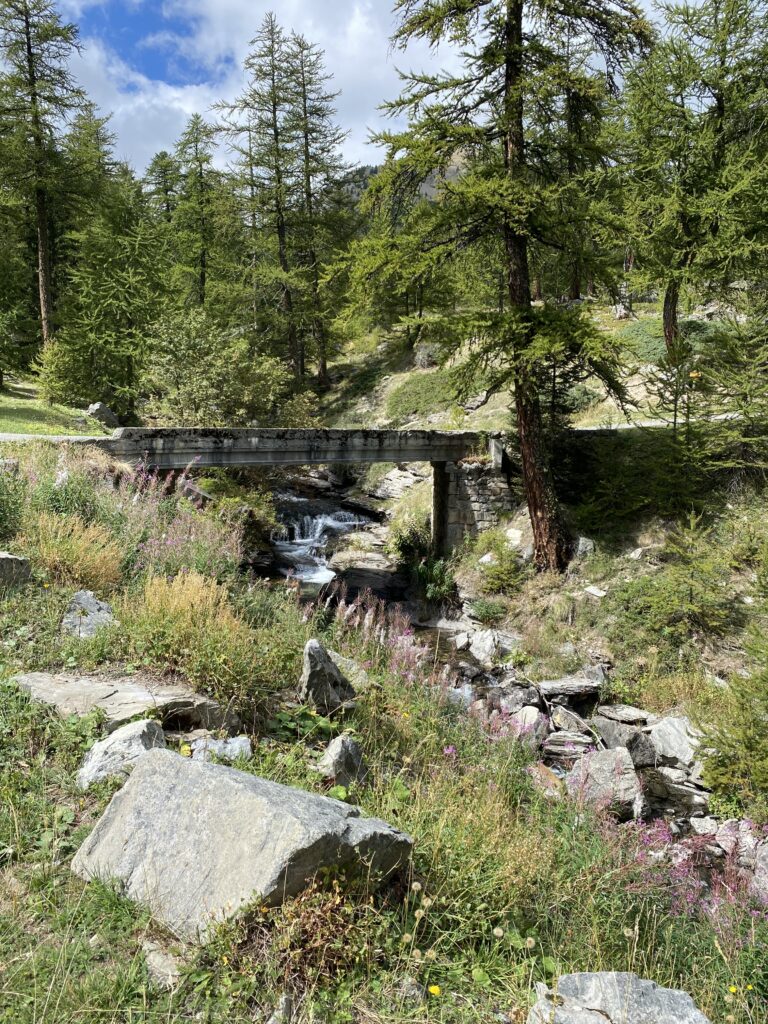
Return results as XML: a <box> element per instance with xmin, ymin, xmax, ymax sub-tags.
<box><xmin>444</xmin><ymin>460</ymin><xmax>517</xmax><ymax>550</ymax></box>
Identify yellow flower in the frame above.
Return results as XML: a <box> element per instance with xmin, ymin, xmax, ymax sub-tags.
<box><xmin>729</xmin><ymin>986</ymin><xmax>738</xmax><ymax>994</ymax></box>
<box><xmin>222</xmin><ymin>955</ymin><xmax>229</xmax><ymax>965</ymax></box>
<box><xmin>428</xmin><ymin>985</ymin><xmax>441</xmax><ymax>997</ymax></box>
<box><xmin>179</xmin><ymin>743</ymin><xmax>192</xmax><ymax>757</ymax></box>
<box><xmin>747</xmin><ymin>984</ymin><xmax>754</xmax><ymax>991</ymax></box>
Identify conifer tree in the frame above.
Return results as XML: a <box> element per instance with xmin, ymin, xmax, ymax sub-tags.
<box><xmin>0</xmin><ymin>0</ymin><xmax>83</xmax><ymax>346</ymax></box>
<box><xmin>286</xmin><ymin>31</ymin><xmax>349</xmax><ymax>381</ymax></box>
<box><xmin>622</xmin><ymin>0</ymin><xmax>768</xmax><ymax>357</ymax></box>
<box><xmin>365</xmin><ymin>0</ymin><xmax>649</xmax><ymax>569</ymax></box>
<box><xmin>216</xmin><ymin>14</ymin><xmax>302</xmax><ymax>375</ymax></box>
<box><xmin>174</xmin><ymin>114</ymin><xmax>218</xmax><ymax>307</ymax></box>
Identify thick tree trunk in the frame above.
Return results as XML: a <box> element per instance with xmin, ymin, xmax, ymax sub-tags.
<box><xmin>568</xmin><ymin>264</ymin><xmax>581</xmax><ymax>301</ymax></box>
<box><xmin>663</xmin><ymin>278</ymin><xmax>680</xmax><ymax>358</ymax></box>
<box><xmin>503</xmin><ymin>0</ymin><xmax>570</xmax><ymax>571</ymax></box>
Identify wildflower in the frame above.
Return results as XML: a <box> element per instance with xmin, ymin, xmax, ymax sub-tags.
<box><xmin>493</xmin><ymin>927</ymin><xmax>504</xmax><ymax>939</ymax></box>
<box><xmin>401</xmin><ymin>934</ymin><xmax>413</xmax><ymax>944</ymax></box>
<box><xmin>623</xmin><ymin>927</ymin><xmax>634</xmax><ymax>939</ymax></box>
<box><xmin>729</xmin><ymin>986</ymin><xmax>738</xmax><ymax>994</ymax></box>
<box><xmin>412</xmin><ymin>949</ymin><xmax>422</xmax><ymax>961</ymax></box>
<box><xmin>525</xmin><ymin>937</ymin><xmax>536</xmax><ymax>950</ymax></box>
<box><xmin>425</xmin><ymin>949</ymin><xmax>437</xmax><ymax>961</ymax></box>
<box><xmin>428</xmin><ymin>985</ymin><xmax>441</xmax><ymax>997</ymax></box>
<box><xmin>415</xmin><ymin>909</ymin><xmax>425</xmax><ymax>920</ymax></box>
<box><xmin>747</xmin><ymin>984</ymin><xmax>754</xmax><ymax>991</ymax></box>
<box><xmin>421</xmin><ymin>897</ymin><xmax>433</xmax><ymax>909</ymax></box>
<box><xmin>411</xmin><ymin>882</ymin><xmax>423</xmax><ymax>893</ymax></box>
<box><xmin>443</xmin><ymin>745</ymin><xmax>457</xmax><ymax>758</ymax></box>
<box><xmin>222</xmin><ymin>955</ymin><xmax>229</xmax><ymax>965</ymax></box>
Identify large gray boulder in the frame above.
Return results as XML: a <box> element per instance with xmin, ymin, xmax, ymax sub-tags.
<box><xmin>469</xmin><ymin>629</ymin><xmax>520</xmax><ymax>668</ymax></box>
<box><xmin>527</xmin><ymin>972</ymin><xmax>711</xmax><ymax>1023</ymax></box>
<box><xmin>61</xmin><ymin>590</ymin><xmax>116</xmax><ymax>639</ymax></box>
<box><xmin>538</xmin><ymin>674</ymin><xmax>602</xmax><ymax>703</ymax></box>
<box><xmin>299</xmin><ymin>639</ymin><xmax>356</xmax><ymax>713</ymax></box>
<box><xmin>566</xmin><ymin>748</ymin><xmax>643</xmax><ymax>821</ymax></box>
<box><xmin>648</xmin><ymin>716</ymin><xmax>699</xmax><ymax>767</ymax></box>
<box><xmin>72</xmin><ymin>749</ymin><xmax>412</xmax><ymax>942</ymax></box>
<box><xmin>86</xmin><ymin>402</ymin><xmax>119</xmax><ymax>428</ymax></box>
<box><xmin>591</xmin><ymin>716</ymin><xmax>657</xmax><ymax>769</ymax></box>
<box><xmin>77</xmin><ymin>719</ymin><xmax>166</xmax><ymax>789</ymax></box>
<box><xmin>13</xmin><ymin>670</ymin><xmax>238</xmax><ymax>734</ymax></box>
<box><xmin>0</xmin><ymin>552</ymin><xmax>31</xmax><ymax>587</ymax></box>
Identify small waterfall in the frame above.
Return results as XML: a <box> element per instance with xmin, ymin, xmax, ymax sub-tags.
<box><xmin>272</xmin><ymin>504</ymin><xmax>370</xmax><ymax>585</ymax></box>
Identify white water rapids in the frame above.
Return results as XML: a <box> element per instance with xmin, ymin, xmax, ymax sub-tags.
<box><xmin>272</xmin><ymin>507</ymin><xmax>370</xmax><ymax>585</ymax></box>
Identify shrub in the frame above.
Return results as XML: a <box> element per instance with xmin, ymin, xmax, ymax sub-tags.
<box><xmin>18</xmin><ymin>513</ymin><xmax>123</xmax><ymax>593</ymax></box>
<box><xmin>414</xmin><ymin>557</ymin><xmax>458</xmax><ymax>605</ymax></box>
<box><xmin>608</xmin><ymin>515</ymin><xmax>736</xmax><ymax>665</ymax></box>
<box><xmin>469</xmin><ymin>597</ymin><xmax>508</xmax><ymax>625</ymax></box>
<box><xmin>701</xmin><ymin>656</ymin><xmax>768</xmax><ymax>823</ymax></box>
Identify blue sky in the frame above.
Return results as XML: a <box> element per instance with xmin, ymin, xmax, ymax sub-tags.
<box><xmin>58</xmin><ymin>1</ymin><xmax>456</xmax><ymax>172</ymax></box>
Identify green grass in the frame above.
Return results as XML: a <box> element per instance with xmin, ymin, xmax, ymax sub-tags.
<box><xmin>1</xmin><ymin>443</ymin><xmax>766</xmax><ymax>1023</ymax></box>
<box><xmin>0</xmin><ymin>380</ymin><xmax>107</xmax><ymax>436</ymax></box>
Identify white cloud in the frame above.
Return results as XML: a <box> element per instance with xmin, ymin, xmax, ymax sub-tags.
<box><xmin>66</xmin><ymin>0</ymin><xmax>459</xmax><ymax>172</ymax></box>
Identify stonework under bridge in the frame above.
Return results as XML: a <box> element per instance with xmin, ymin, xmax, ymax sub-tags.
<box><xmin>9</xmin><ymin>427</ymin><xmax>518</xmax><ymax>553</ymax></box>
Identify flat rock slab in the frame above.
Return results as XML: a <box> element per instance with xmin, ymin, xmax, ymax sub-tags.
<box><xmin>538</xmin><ymin>675</ymin><xmax>602</xmax><ymax>701</ymax></box>
<box><xmin>72</xmin><ymin>749</ymin><xmax>412</xmax><ymax>942</ymax></box>
<box><xmin>528</xmin><ymin>972</ymin><xmax>711</xmax><ymax>1024</ymax></box>
<box><xmin>12</xmin><ymin>671</ymin><xmax>237</xmax><ymax>734</ymax></box>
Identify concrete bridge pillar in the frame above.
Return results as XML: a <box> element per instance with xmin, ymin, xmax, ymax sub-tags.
<box><xmin>431</xmin><ymin>461</ymin><xmax>450</xmax><ymax>556</ymax></box>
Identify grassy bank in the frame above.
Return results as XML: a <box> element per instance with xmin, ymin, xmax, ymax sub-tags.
<box><xmin>0</xmin><ymin>445</ymin><xmax>766</xmax><ymax>1023</ymax></box>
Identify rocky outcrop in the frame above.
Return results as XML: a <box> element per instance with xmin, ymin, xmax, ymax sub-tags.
<box><xmin>468</xmin><ymin>628</ymin><xmax>521</xmax><ymax>668</ymax></box>
<box><xmin>77</xmin><ymin>719</ymin><xmax>166</xmax><ymax>789</ymax></box>
<box><xmin>528</xmin><ymin>972</ymin><xmax>711</xmax><ymax>1023</ymax></box>
<box><xmin>0</xmin><ymin>552</ymin><xmax>31</xmax><ymax>587</ymax></box>
<box><xmin>299</xmin><ymin>639</ymin><xmax>357</xmax><ymax>713</ymax></box>
<box><xmin>72</xmin><ymin>749</ymin><xmax>412</xmax><ymax>941</ymax></box>
<box><xmin>13</xmin><ymin>670</ymin><xmax>238</xmax><ymax>734</ymax></box>
<box><xmin>61</xmin><ymin>591</ymin><xmax>116</xmax><ymax>639</ymax></box>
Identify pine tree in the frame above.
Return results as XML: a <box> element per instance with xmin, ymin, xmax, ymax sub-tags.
<box><xmin>145</xmin><ymin>150</ymin><xmax>181</xmax><ymax>223</ymax></box>
<box><xmin>365</xmin><ymin>0</ymin><xmax>649</xmax><ymax>569</ymax></box>
<box><xmin>0</xmin><ymin>0</ymin><xmax>84</xmax><ymax>346</ymax></box>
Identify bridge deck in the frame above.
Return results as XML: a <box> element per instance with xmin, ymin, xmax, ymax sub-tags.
<box><xmin>81</xmin><ymin>427</ymin><xmax>488</xmax><ymax>469</ymax></box>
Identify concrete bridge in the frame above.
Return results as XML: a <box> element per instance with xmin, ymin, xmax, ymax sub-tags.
<box><xmin>2</xmin><ymin>427</ymin><xmax>510</xmax><ymax>554</ymax></box>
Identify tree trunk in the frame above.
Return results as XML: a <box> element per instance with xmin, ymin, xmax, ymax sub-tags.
<box><xmin>503</xmin><ymin>0</ymin><xmax>569</xmax><ymax>571</ymax></box>
<box><xmin>298</xmin><ymin>58</ymin><xmax>329</xmax><ymax>385</ymax></box>
<box><xmin>663</xmin><ymin>278</ymin><xmax>680</xmax><ymax>359</ymax></box>
<box><xmin>569</xmin><ymin>264</ymin><xmax>581</xmax><ymax>301</ymax></box>
<box><xmin>24</xmin><ymin>6</ymin><xmax>54</xmax><ymax>346</ymax></box>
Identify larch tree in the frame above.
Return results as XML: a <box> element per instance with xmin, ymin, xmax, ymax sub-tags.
<box><xmin>622</xmin><ymin>0</ymin><xmax>768</xmax><ymax>359</ymax></box>
<box><xmin>173</xmin><ymin>114</ymin><xmax>218</xmax><ymax>308</ymax></box>
<box><xmin>368</xmin><ymin>0</ymin><xmax>650</xmax><ymax>570</ymax></box>
<box><xmin>286</xmin><ymin>31</ymin><xmax>349</xmax><ymax>382</ymax></box>
<box><xmin>216</xmin><ymin>13</ymin><xmax>302</xmax><ymax>377</ymax></box>
<box><xmin>0</xmin><ymin>0</ymin><xmax>83</xmax><ymax>347</ymax></box>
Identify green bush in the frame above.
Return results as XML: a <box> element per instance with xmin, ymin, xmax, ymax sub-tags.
<box><xmin>701</xmin><ymin>647</ymin><xmax>768</xmax><ymax>822</ymax></box>
<box><xmin>414</xmin><ymin>557</ymin><xmax>458</xmax><ymax>605</ymax></box>
<box><xmin>608</xmin><ymin>515</ymin><xmax>736</xmax><ymax>664</ymax></box>
<box><xmin>469</xmin><ymin>597</ymin><xmax>508</xmax><ymax>625</ymax></box>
